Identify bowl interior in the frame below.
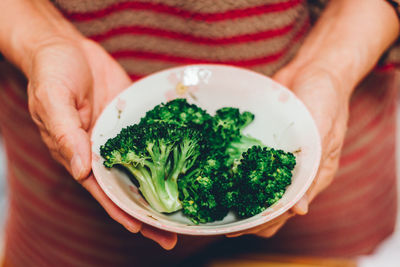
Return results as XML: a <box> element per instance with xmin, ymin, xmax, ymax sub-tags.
<box><xmin>91</xmin><ymin>64</ymin><xmax>321</xmax><ymax>235</ymax></box>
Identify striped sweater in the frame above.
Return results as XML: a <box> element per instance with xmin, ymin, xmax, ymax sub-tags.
<box><xmin>1</xmin><ymin>0</ymin><xmax>398</xmax><ymax>266</ymax></box>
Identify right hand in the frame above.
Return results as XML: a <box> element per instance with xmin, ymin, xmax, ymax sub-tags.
<box><xmin>27</xmin><ymin>36</ymin><xmax>177</xmax><ymax>250</ymax></box>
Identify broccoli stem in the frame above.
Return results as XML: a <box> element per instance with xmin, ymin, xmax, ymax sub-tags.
<box><xmin>226</xmin><ymin>134</ymin><xmax>264</xmax><ymax>165</ymax></box>
<box><xmin>122</xmin><ymin>164</ymin><xmax>166</xmax><ymax>212</ymax></box>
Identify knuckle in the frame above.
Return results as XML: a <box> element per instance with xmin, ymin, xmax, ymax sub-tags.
<box><xmin>53</xmin><ymin>131</ymin><xmax>70</xmax><ymax>151</ymax></box>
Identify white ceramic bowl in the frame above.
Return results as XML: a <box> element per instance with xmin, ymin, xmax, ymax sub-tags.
<box><xmin>91</xmin><ymin>64</ymin><xmax>321</xmax><ymax>235</ymax></box>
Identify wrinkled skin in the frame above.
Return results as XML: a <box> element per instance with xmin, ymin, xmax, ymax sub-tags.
<box><xmin>27</xmin><ymin>37</ymin><xmax>178</xmax><ymax>249</ymax></box>
<box><xmin>225</xmin><ymin>0</ymin><xmax>399</xmax><ymax>239</ymax></box>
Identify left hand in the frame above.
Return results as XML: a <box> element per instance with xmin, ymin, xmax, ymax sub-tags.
<box><xmin>227</xmin><ymin>62</ymin><xmax>350</xmax><ymax>238</ymax></box>
<box><xmin>226</xmin><ymin>0</ymin><xmax>400</xmax><ymax>239</ymax></box>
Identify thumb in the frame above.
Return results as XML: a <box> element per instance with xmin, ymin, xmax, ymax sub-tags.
<box><xmin>28</xmin><ymin>82</ymin><xmax>92</xmax><ymax>180</ymax></box>
<box><xmin>271</xmin><ymin>65</ymin><xmax>297</xmax><ymax>88</ymax></box>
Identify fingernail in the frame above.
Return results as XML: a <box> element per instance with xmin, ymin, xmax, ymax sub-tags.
<box><xmin>294</xmin><ymin>196</ymin><xmax>309</xmax><ymax>215</ymax></box>
<box><xmin>71</xmin><ymin>155</ymin><xmax>83</xmax><ymax>179</ymax></box>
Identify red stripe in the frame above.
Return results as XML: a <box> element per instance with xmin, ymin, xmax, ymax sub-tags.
<box><xmin>6</xmin><ymin>228</ymin><xmax>48</xmax><ymax>267</ymax></box>
<box><xmin>375</xmin><ymin>62</ymin><xmax>400</xmax><ymax>72</ymax></box>
<box><xmin>2</xmin><ymin>129</ymin><xmax>66</xmax><ymax>177</ymax></box>
<box><xmin>347</xmin><ymin>82</ymin><xmax>388</xmax><ymax>124</ymax></box>
<box><xmin>1</xmin><ymin>78</ymin><xmax>28</xmax><ymax>111</ymax></box>
<box><xmin>318</xmin><ymin>140</ymin><xmax>396</xmax><ymax>203</ymax></box>
<box><xmin>6</xmin><ymin>151</ymin><xmax>101</xmax><ymax>217</ymax></box>
<box><xmin>90</xmin><ymin>22</ymin><xmax>295</xmax><ymax>44</ymax></box>
<box><xmin>312</xmin><ymin>155</ymin><xmax>395</xmax><ymax>214</ymax></box>
<box><xmin>5</xmin><ymin>212</ymin><xmax>49</xmax><ymax>267</ymax></box>
<box><xmin>111</xmin><ymin>19</ymin><xmax>309</xmax><ymax>67</ymax></box>
<box><xmin>11</xmin><ymin>200</ymin><xmax>125</xmax><ymax>265</ymax></box>
<box><xmin>279</xmin><ymin>180</ymin><xmax>396</xmax><ymax>255</ymax></box>
<box><xmin>336</xmin><ymin>139</ymin><xmax>395</xmax><ymax>190</ymax></box>
<box><xmin>320</xmin><ymin>190</ymin><xmax>395</xmax><ymax>256</ymax></box>
<box><xmin>8</xmin><ymin>172</ymin><xmax>121</xmax><ymax>245</ymax></box>
<box><xmin>11</xmin><ymin>206</ymin><xmax>110</xmax><ymax>266</ymax></box>
<box><xmin>63</xmin><ymin>0</ymin><xmax>303</xmax><ymax>22</ymax></box>
<box><xmin>340</xmin><ymin>114</ymin><xmax>395</xmax><ymax>164</ymax></box>
<box><xmin>128</xmin><ymin>73</ymin><xmax>145</xmax><ymax>81</ymax></box>
<box><xmin>6</xmin><ymin>148</ymin><xmax>58</xmax><ymax>188</ymax></box>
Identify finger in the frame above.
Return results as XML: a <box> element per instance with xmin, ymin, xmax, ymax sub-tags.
<box><xmin>226</xmin><ymin>219</ymin><xmax>284</xmax><ymax>238</ymax></box>
<box><xmin>226</xmin><ymin>212</ymin><xmax>293</xmax><ymax>238</ymax></box>
<box><xmin>271</xmin><ymin>67</ymin><xmax>296</xmax><ymax>88</ymax></box>
<box><xmin>140</xmin><ymin>225</ymin><xmax>178</xmax><ymax>250</ymax></box>
<box><xmin>255</xmin><ymin>219</ymin><xmax>287</xmax><ymax>238</ymax></box>
<box><xmin>80</xmin><ymin>175</ymin><xmax>142</xmax><ymax>233</ymax></box>
<box><xmin>28</xmin><ymin>82</ymin><xmax>91</xmax><ymax>180</ymax></box>
<box><xmin>291</xmin><ymin>195</ymin><xmax>309</xmax><ymax>215</ymax></box>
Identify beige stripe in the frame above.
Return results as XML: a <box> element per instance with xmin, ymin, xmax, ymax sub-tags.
<box><xmin>304</xmin><ymin>181</ymin><xmax>395</xmax><ymax>251</ymax></box>
<box><xmin>341</xmin><ymin>105</ymin><xmax>394</xmax><ymax>155</ymax></box>
<box><xmin>324</xmin><ymin>157</ymin><xmax>395</xmax><ymax>209</ymax></box>
<box><xmin>3</xmin><ymin>126</ymin><xmax>66</xmax><ymax>178</ymax></box>
<box><xmin>9</xmin><ymin>153</ymin><xmax>104</xmax><ymax>218</ymax></box>
<box><xmin>251</xmin><ymin>38</ymin><xmax>302</xmax><ymax>75</ymax></box>
<box><xmin>12</xmin><ymin>201</ymin><xmax>128</xmax><ymax>265</ymax></box>
<box><xmin>319</xmin><ymin>153</ymin><xmax>395</xmax><ymax>212</ymax></box>
<box><xmin>343</xmin><ymin>76</ymin><xmax>396</xmax><ymax>152</ymax></box>
<box><xmin>304</xmin><ymin>138</ymin><xmax>395</xmax><ymax>209</ymax></box>
<box><xmin>119</xmin><ymin>34</ymin><xmax>302</xmax><ymax>77</ymax></box>
<box><xmin>54</xmin><ymin>0</ymin><xmax>295</xmax><ymax>14</ymax></box>
<box><xmin>3</xmin><ymin>72</ymin><xmax>27</xmax><ymax>102</ymax></box>
<box><xmin>118</xmin><ymin>58</ymin><xmax>179</xmax><ymax>75</ymax></box>
<box><xmin>2</xmin><ymin>115</ymin><xmax>122</xmax><ymax>217</ymax></box>
<box><xmin>100</xmin><ymin>16</ymin><xmax>306</xmax><ymax>63</ymax></box>
<box><xmin>386</xmin><ymin>43</ymin><xmax>400</xmax><ymax>63</ymax></box>
<box><xmin>0</xmin><ymin>90</ymin><xmax>31</xmax><ymax>124</ymax></box>
<box><xmin>9</xmin><ymin>165</ymin><xmax>114</xmax><ymax>233</ymax></box>
<box><xmin>71</xmin><ymin>6</ymin><xmax>306</xmax><ymax>39</ymax></box>
<box><xmin>336</xmin><ymin>130</ymin><xmax>395</xmax><ymax>181</ymax></box>
<box><xmin>5</xmin><ymin>221</ymin><xmax>50</xmax><ymax>267</ymax></box>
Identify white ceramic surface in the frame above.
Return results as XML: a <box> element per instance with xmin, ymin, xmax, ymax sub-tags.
<box><xmin>91</xmin><ymin>64</ymin><xmax>321</xmax><ymax>235</ymax></box>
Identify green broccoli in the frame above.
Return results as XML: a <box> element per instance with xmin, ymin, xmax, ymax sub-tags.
<box><xmin>100</xmin><ymin>99</ymin><xmax>297</xmax><ymax>224</ymax></box>
<box><xmin>212</xmin><ymin>107</ymin><xmax>264</xmax><ymax>165</ymax></box>
<box><xmin>100</xmin><ymin>123</ymin><xmax>205</xmax><ymax>213</ymax></box>
<box><xmin>212</xmin><ymin>107</ymin><xmax>254</xmax><ymax>145</ymax></box>
<box><xmin>139</xmin><ymin>98</ymin><xmax>213</xmax><ymax>129</ymax></box>
<box><xmin>177</xmin><ymin>151</ymin><xmax>232</xmax><ymax>224</ymax></box>
<box><xmin>227</xmin><ymin>146</ymin><xmax>296</xmax><ymax>217</ymax></box>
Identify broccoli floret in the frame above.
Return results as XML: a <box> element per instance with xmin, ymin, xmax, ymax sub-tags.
<box><xmin>212</xmin><ymin>107</ymin><xmax>254</xmax><ymax>147</ymax></box>
<box><xmin>211</xmin><ymin>107</ymin><xmax>264</xmax><ymax>166</ymax></box>
<box><xmin>100</xmin><ymin>123</ymin><xmax>205</xmax><ymax>213</ymax></box>
<box><xmin>140</xmin><ymin>98</ymin><xmax>213</xmax><ymax>129</ymax></box>
<box><xmin>100</xmin><ymin>100</ymin><xmax>297</xmax><ymax>224</ymax></box>
<box><xmin>225</xmin><ymin>135</ymin><xmax>264</xmax><ymax>166</ymax></box>
<box><xmin>178</xmin><ymin>152</ymin><xmax>231</xmax><ymax>224</ymax></box>
<box><xmin>139</xmin><ymin>98</ymin><xmax>225</xmax><ymax>154</ymax></box>
<box><xmin>227</xmin><ymin>146</ymin><xmax>296</xmax><ymax>218</ymax></box>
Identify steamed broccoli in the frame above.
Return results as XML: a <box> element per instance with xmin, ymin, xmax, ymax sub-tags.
<box><xmin>212</xmin><ymin>107</ymin><xmax>255</xmax><ymax>146</ymax></box>
<box><xmin>227</xmin><ymin>146</ymin><xmax>296</xmax><ymax>217</ymax></box>
<box><xmin>212</xmin><ymin>107</ymin><xmax>265</xmax><ymax>165</ymax></box>
<box><xmin>178</xmin><ymin>151</ymin><xmax>231</xmax><ymax>223</ymax></box>
<box><xmin>100</xmin><ymin>98</ymin><xmax>296</xmax><ymax>224</ymax></box>
<box><xmin>100</xmin><ymin>123</ymin><xmax>205</xmax><ymax>213</ymax></box>
<box><xmin>139</xmin><ymin>98</ymin><xmax>213</xmax><ymax>129</ymax></box>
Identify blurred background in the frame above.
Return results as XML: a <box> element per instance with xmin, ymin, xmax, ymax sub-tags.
<box><xmin>0</xmin><ymin>106</ymin><xmax>399</xmax><ymax>266</ymax></box>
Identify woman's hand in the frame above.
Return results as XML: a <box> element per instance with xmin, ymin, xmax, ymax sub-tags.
<box><xmin>227</xmin><ymin>0</ymin><xmax>399</xmax><ymax>238</ymax></box>
<box><xmin>227</xmin><ymin>64</ymin><xmax>350</xmax><ymax>238</ymax></box>
<box><xmin>0</xmin><ymin>0</ymin><xmax>177</xmax><ymax>250</ymax></box>
<box><xmin>26</xmin><ymin>37</ymin><xmax>178</xmax><ymax>250</ymax></box>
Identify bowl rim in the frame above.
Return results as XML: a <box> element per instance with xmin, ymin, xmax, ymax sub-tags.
<box><xmin>91</xmin><ymin>63</ymin><xmax>322</xmax><ymax>235</ymax></box>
